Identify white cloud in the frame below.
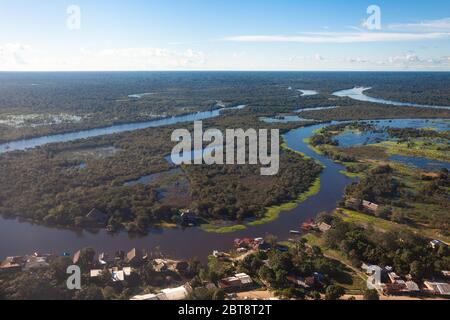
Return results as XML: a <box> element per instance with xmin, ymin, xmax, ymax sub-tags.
<box><xmin>0</xmin><ymin>45</ymin><xmax>207</xmax><ymax>71</ymax></box>
<box><xmin>0</xmin><ymin>43</ymin><xmax>32</xmax><ymax>67</ymax></box>
<box><xmin>389</xmin><ymin>17</ymin><xmax>450</xmax><ymax>32</ymax></box>
<box><xmin>224</xmin><ymin>32</ymin><xmax>450</xmax><ymax>43</ymax></box>
<box><xmin>346</xmin><ymin>52</ymin><xmax>450</xmax><ymax>68</ymax></box>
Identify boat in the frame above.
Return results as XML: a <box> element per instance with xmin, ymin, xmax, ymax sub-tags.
<box><xmin>290</xmin><ymin>230</ymin><xmax>301</xmax><ymax>235</ymax></box>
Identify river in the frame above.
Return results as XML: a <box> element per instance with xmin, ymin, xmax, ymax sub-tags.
<box><xmin>0</xmin><ymin>104</ymin><xmax>247</xmax><ymax>154</ymax></box>
<box><xmin>0</xmin><ymin>123</ymin><xmax>351</xmax><ymax>261</ymax></box>
<box><xmin>0</xmin><ymin>103</ymin><xmax>448</xmax><ymax>261</ymax></box>
<box><xmin>333</xmin><ymin>87</ymin><xmax>450</xmax><ymax>110</ymax></box>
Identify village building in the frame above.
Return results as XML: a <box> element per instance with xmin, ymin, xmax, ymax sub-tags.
<box><xmin>234</xmin><ymin>237</ymin><xmax>267</xmax><ymax>251</ymax></box>
<box><xmin>0</xmin><ymin>256</ymin><xmax>25</xmax><ymax>273</ymax></box>
<box><xmin>90</xmin><ymin>267</ymin><xmax>132</xmax><ymax>282</ymax></box>
<box><xmin>23</xmin><ymin>255</ymin><xmax>50</xmax><ymax>271</ymax></box>
<box><xmin>405</xmin><ymin>281</ymin><xmax>420</xmax><ymax>293</ymax></box>
<box><xmin>218</xmin><ymin>273</ymin><xmax>254</xmax><ymax>292</ymax></box>
<box><xmin>314</xmin><ymin>222</ymin><xmax>332</xmax><ymax>233</ymax></box>
<box><xmin>130</xmin><ymin>293</ymin><xmax>167</xmax><ymax>301</ymax></box>
<box><xmin>152</xmin><ymin>258</ymin><xmax>188</xmax><ymax>273</ymax></box>
<box><xmin>1</xmin><ymin>253</ymin><xmax>52</xmax><ymax>273</ymax></box>
<box><xmin>130</xmin><ymin>283</ymin><xmax>192</xmax><ymax>301</ymax></box>
<box><xmin>424</xmin><ymin>281</ymin><xmax>450</xmax><ymax>296</ymax></box>
<box><xmin>442</xmin><ymin>271</ymin><xmax>450</xmax><ymax>279</ymax></box>
<box><xmin>153</xmin><ymin>259</ymin><xmax>168</xmax><ymax>272</ymax></box>
<box><xmin>287</xmin><ymin>276</ymin><xmax>310</xmax><ymax>289</ymax></box>
<box><xmin>362</xmin><ymin>200</ymin><xmax>379</xmax><ymax>215</ymax></box>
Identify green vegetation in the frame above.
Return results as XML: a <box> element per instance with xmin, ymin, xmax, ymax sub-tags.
<box><xmin>248</xmin><ymin>177</ymin><xmax>321</xmax><ymax>227</ymax></box>
<box><xmin>378</xmin><ymin>140</ymin><xmax>450</xmax><ymax>162</ymax></box>
<box><xmin>321</xmin><ymin>214</ymin><xmax>449</xmax><ymax>281</ymax></box>
<box><xmin>200</xmin><ymin>223</ymin><xmax>247</xmax><ymax>233</ymax></box>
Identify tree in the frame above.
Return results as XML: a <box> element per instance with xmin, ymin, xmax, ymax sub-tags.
<box><xmin>325</xmin><ymin>285</ymin><xmax>345</xmax><ymax>300</ymax></box>
<box><xmin>212</xmin><ymin>288</ymin><xmax>225</xmax><ymax>300</ymax></box>
<box><xmin>363</xmin><ymin>289</ymin><xmax>379</xmax><ymax>301</ymax></box>
<box><xmin>410</xmin><ymin>261</ymin><xmax>425</xmax><ymax>281</ymax></box>
<box><xmin>77</xmin><ymin>247</ymin><xmax>95</xmax><ymax>270</ymax></box>
<box><xmin>74</xmin><ymin>285</ymin><xmax>104</xmax><ymax>300</ymax></box>
<box><xmin>50</xmin><ymin>256</ymin><xmax>73</xmax><ymax>282</ymax></box>
<box><xmin>309</xmin><ymin>291</ymin><xmax>321</xmax><ymax>300</ymax></box>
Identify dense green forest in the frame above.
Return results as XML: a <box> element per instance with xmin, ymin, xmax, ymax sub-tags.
<box><xmin>0</xmin><ymin>111</ymin><xmax>321</xmax><ymax>233</ymax></box>
<box><xmin>1</xmin><ymin>72</ymin><xmax>449</xmax><ymax>142</ymax></box>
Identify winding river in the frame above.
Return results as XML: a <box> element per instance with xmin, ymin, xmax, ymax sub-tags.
<box><xmin>0</xmin><ymin>104</ymin><xmax>246</xmax><ymax>154</ymax></box>
<box><xmin>0</xmin><ymin>101</ymin><xmax>448</xmax><ymax>261</ymax></box>
<box><xmin>0</xmin><ymin>120</ymin><xmax>351</xmax><ymax>261</ymax></box>
<box><xmin>333</xmin><ymin>87</ymin><xmax>450</xmax><ymax>110</ymax></box>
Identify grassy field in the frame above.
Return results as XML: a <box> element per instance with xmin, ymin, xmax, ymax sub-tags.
<box><xmin>377</xmin><ymin>140</ymin><xmax>450</xmax><ymax>162</ymax></box>
<box><xmin>302</xmin><ymin>233</ymin><xmax>367</xmax><ymax>295</ymax></box>
<box><xmin>338</xmin><ymin>209</ymin><xmax>450</xmax><ymax>244</ymax></box>
<box><xmin>200</xmin><ymin>223</ymin><xmax>247</xmax><ymax>233</ymax></box>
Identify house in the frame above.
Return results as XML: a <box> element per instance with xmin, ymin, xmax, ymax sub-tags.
<box><xmin>152</xmin><ymin>259</ymin><xmax>188</xmax><ymax>273</ymax></box>
<box><xmin>130</xmin><ymin>293</ymin><xmax>167</xmax><ymax>301</ymax></box>
<box><xmin>85</xmin><ymin>208</ymin><xmax>108</xmax><ymax>226</ymax></box>
<box><xmin>127</xmin><ymin>248</ymin><xmax>143</xmax><ymax>265</ymax></box>
<box><xmin>23</xmin><ymin>256</ymin><xmax>49</xmax><ymax>271</ymax></box>
<box><xmin>424</xmin><ymin>281</ymin><xmax>450</xmax><ymax>296</ymax></box>
<box><xmin>131</xmin><ymin>283</ymin><xmax>193</xmax><ymax>301</ymax></box>
<box><xmin>362</xmin><ymin>264</ymin><xmax>386</xmax><ymax>291</ymax></box>
<box><xmin>0</xmin><ymin>256</ymin><xmax>24</xmax><ymax>273</ymax></box>
<box><xmin>405</xmin><ymin>281</ymin><xmax>420</xmax><ymax>292</ymax></box>
<box><xmin>316</xmin><ymin>222</ymin><xmax>332</xmax><ymax>233</ymax></box>
<box><xmin>388</xmin><ymin>272</ymin><xmax>401</xmax><ymax>284</ymax></box>
<box><xmin>218</xmin><ymin>273</ymin><xmax>254</xmax><ymax>292</ymax></box>
<box><xmin>90</xmin><ymin>269</ymin><xmax>103</xmax><ymax>278</ymax></box>
<box><xmin>90</xmin><ymin>267</ymin><xmax>132</xmax><ymax>282</ymax></box>
<box><xmin>362</xmin><ymin>200</ymin><xmax>379</xmax><ymax>214</ymax></box>
<box><xmin>161</xmin><ymin>284</ymin><xmax>193</xmax><ymax>300</ymax></box>
<box><xmin>153</xmin><ymin>259</ymin><xmax>168</xmax><ymax>272</ymax></box>
<box><xmin>287</xmin><ymin>276</ymin><xmax>310</xmax><ymax>288</ymax></box>
<box><xmin>301</xmin><ymin>220</ymin><xmax>314</xmax><ymax>231</ymax></box>
<box><xmin>234</xmin><ymin>238</ymin><xmax>254</xmax><ymax>249</ymax></box>
<box><xmin>111</xmin><ymin>270</ymin><xmax>125</xmax><ymax>282</ymax></box>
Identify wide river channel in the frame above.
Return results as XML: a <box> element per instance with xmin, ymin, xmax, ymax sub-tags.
<box><xmin>0</xmin><ymin>101</ymin><xmax>448</xmax><ymax>260</ymax></box>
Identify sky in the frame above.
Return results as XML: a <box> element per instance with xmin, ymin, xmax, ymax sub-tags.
<box><xmin>1</xmin><ymin>0</ymin><xmax>450</xmax><ymax>71</ymax></box>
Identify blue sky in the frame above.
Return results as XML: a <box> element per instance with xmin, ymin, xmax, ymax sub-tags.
<box><xmin>1</xmin><ymin>0</ymin><xmax>450</xmax><ymax>71</ymax></box>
